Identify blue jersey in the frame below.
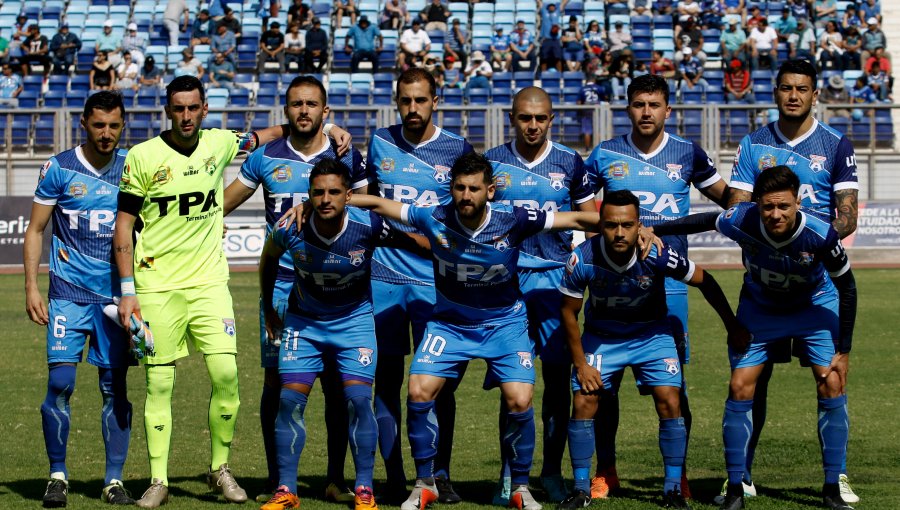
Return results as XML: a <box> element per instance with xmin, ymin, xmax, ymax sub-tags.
<box><xmin>730</xmin><ymin>119</ymin><xmax>858</xmax><ymax>221</ymax></box>
<box><xmin>578</xmin><ymin>82</ymin><xmax>607</xmax><ymax>105</ymax></box>
<box><xmin>486</xmin><ymin>141</ymin><xmax>595</xmax><ymax>269</ymax></box>
<box><xmin>239</xmin><ymin>136</ymin><xmax>367</xmax><ymax>280</ymax></box>
<box><xmin>367</xmin><ymin>125</ymin><xmax>474</xmax><ymax>284</ymax></box>
<box><xmin>33</xmin><ymin>146</ymin><xmax>127</xmax><ymax>303</ymax></box>
<box><xmin>716</xmin><ymin>202</ymin><xmax>851</xmax><ymax>311</ymax></box>
<box><xmin>586</xmin><ymin>132</ymin><xmax>721</xmax><ymax>293</ymax></box>
<box><xmin>271</xmin><ymin>206</ymin><xmax>390</xmax><ymax>319</ymax></box>
<box><xmin>402</xmin><ymin>202</ymin><xmax>551</xmax><ymax>324</ymax></box>
<box><xmin>560</xmin><ymin>241</ymin><xmax>694</xmax><ymax>337</ymax></box>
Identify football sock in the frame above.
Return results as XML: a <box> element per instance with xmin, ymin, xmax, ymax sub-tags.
<box><xmin>840</xmin><ymin>395</ymin><xmax>849</xmax><ymax>474</ymax></box>
<box><xmin>323</xmin><ymin>366</ymin><xmax>350</xmax><ymax>484</ymax></box>
<box><xmin>594</xmin><ymin>392</ymin><xmax>620</xmax><ymax>472</ymax></box>
<box><xmin>42</xmin><ymin>364</ymin><xmax>76</xmax><ymax>479</ymax></box>
<box><xmin>747</xmin><ymin>364</ymin><xmax>773</xmax><ymax>483</ymax></box>
<box><xmin>540</xmin><ymin>361</ymin><xmax>571</xmax><ymax>477</ymax></box>
<box><xmin>434</xmin><ymin>386</ymin><xmax>457</xmax><ymax>479</ymax></box>
<box><xmin>205</xmin><ymin>353</ymin><xmax>240</xmax><ymax>470</ymax></box>
<box><xmin>680</xmin><ymin>382</ymin><xmax>692</xmax><ymax>471</ymax></box>
<box><xmin>818</xmin><ymin>395</ymin><xmax>849</xmax><ymax>485</ymax></box>
<box><xmin>260</xmin><ymin>382</ymin><xmax>280</xmax><ymax>484</ymax></box>
<box><xmin>98</xmin><ymin>367</ymin><xmax>132</xmax><ymax>485</ymax></box>
<box><xmin>375</xmin><ymin>354</ymin><xmax>406</xmax><ymax>484</ymax></box>
<box><xmin>659</xmin><ymin>417</ymin><xmax>686</xmax><ymax>493</ymax></box>
<box><xmin>504</xmin><ymin>408</ymin><xmax>536</xmax><ymax>487</ymax></box>
<box><xmin>497</xmin><ymin>400</ymin><xmax>510</xmax><ymax>479</ymax></box>
<box><xmin>568</xmin><ymin>419</ymin><xmax>595</xmax><ymax>493</ymax></box>
<box><xmin>723</xmin><ymin>398</ymin><xmax>754</xmax><ymax>486</ymax></box>
<box><xmin>345</xmin><ymin>384</ymin><xmax>377</xmax><ymax>488</ymax></box>
<box><xmin>407</xmin><ymin>399</ymin><xmax>438</xmax><ymax>480</ymax></box>
<box><xmin>275</xmin><ymin>388</ymin><xmax>308</xmax><ymax>493</ymax></box>
<box><xmin>144</xmin><ymin>364</ymin><xmax>175</xmax><ymax>484</ymax></box>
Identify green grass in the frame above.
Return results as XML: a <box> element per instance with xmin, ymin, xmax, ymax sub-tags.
<box><xmin>1</xmin><ymin>269</ymin><xmax>899</xmax><ymax>509</ymax></box>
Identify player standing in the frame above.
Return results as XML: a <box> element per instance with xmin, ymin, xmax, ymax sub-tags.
<box><xmin>24</xmin><ymin>91</ymin><xmax>136</xmax><ymax>507</ymax></box>
<box><xmin>485</xmin><ymin>87</ymin><xmax>596</xmax><ymax>503</ymax></box>
<box><xmin>584</xmin><ymin>73</ymin><xmax>729</xmax><ymax>498</ymax></box>
<box><xmin>367</xmin><ymin>68</ymin><xmax>473</xmax><ymax>502</ymax></box>
<box><xmin>558</xmin><ymin>190</ymin><xmax>745</xmax><ymax>510</ymax></box>
<box><xmin>723</xmin><ymin>59</ymin><xmax>859</xmax><ymax>505</ymax></box>
<box><xmin>223</xmin><ymin>75</ymin><xmax>367</xmax><ymax>503</ymax></box>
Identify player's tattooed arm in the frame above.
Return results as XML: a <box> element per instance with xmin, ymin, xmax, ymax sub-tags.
<box><xmin>24</xmin><ymin>202</ymin><xmax>54</xmax><ymax>325</ymax></box>
<box><xmin>700</xmin><ymin>179</ymin><xmax>731</xmax><ymax>209</ymax></box>
<box><xmin>832</xmin><ymin>188</ymin><xmax>858</xmax><ymax>239</ymax></box>
<box><xmin>253</xmin><ymin>123</ymin><xmax>353</xmax><ymax>156</ymax></box>
<box><xmin>726</xmin><ymin>188</ymin><xmax>753</xmax><ymax>208</ymax></box>
<box><xmin>113</xmin><ymin>208</ymin><xmax>142</xmax><ymax>327</ymax></box>
<box><xmin>561</xmin><ymin>294</ymin><xmax>602</xmax><ymax>394</ymax></box>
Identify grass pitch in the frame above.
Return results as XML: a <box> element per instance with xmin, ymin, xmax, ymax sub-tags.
<box><xmin>1</xmin><ymin>269</ymin><xmax>898</xmax><ymax>509</ymax></box>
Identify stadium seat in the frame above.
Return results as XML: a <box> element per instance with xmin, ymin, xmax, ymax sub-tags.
<box><xmin>442</xmin><ymin>88</ymin><xmax>463</xmax><ymax>105</ymax></box>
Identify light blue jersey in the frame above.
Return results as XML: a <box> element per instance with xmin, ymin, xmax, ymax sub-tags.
<box><xmin>33</xmin><ymin>146</ymin><xmax>127</xmax><ymax>303</ymax></box>
<box><xmin>730</xmin><ymin>119</ymin><xmax>858</xmax><ymax>221</ymax></box>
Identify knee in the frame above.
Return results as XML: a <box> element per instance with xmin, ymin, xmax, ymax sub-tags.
<box><xmin>729</xmin><ymin>377</ymin><xmax>756</xmax><ymax>401</ymax></box>
<box><xmin>657</xmin><ymin>393</ymin><xmax>681</xmax><ymax>419</ymax></box>
<box><xmin>47</xmin><ymin>364</ymin><xmax>76</xmax><ymax>397</ymax></box>
<box><xmin>504</xmin><ymin>391</ymin><xmax>533</xmax><ymax>414</ymax></box>
<box><xmin>407</xmin><ymin>382</ymin><xmax>435</xmax><ymax>403</ymax></box>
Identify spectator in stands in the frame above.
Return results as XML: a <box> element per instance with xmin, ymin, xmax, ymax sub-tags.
<box><xmin>21</xmin><ymin>24</ymin><xmax>50</xmax><ymax>78</ymax></box>
<box><xmin>849</xmin><ymin>75</ymin><xmax>877</xmax><ymax>119</ymax></box>
<box><xmin>540</xmin><ymin>2</ymin><xmax>561</xmax><ymax>40</ymax></box>
<box><xmin>258</xmin><ymin>21</ymin><xmax>286</xmax><ymax>74</ymax></box>
<box><xmin>443</xmin><ymin>55</ymin><xmax>462</xmax><ymax>88</ymax></box>
<box><xmin>866</xmin><ymin>60</ymin><xmax>891</xmax><ymax>101</ymax></box>
<box><xmin>772</xmin><ymin>8</ymin><xmax>797</xmax><ymax>44</ymax></box>
<box><xmin>96</xmin><ymin>20</ymin><xmax>122</xmax><ymax>66</ymax></box>
<box><xmin>305</xmin><ymin>17</ymin><xmax>328</xmax><ymax>72</ymax></box>
<box><xmin>444</xmin><ymin>18</ymin><xmax>467</xmax><ymax>70</ymax></box>
<box><xmin>491</xmin><ymin>25</ymin><xmax>512</xmax><ymax>72</ymax></box>
<box><xmin>191</xmin><ymin>9</ymin><xmax>215</xmax><ymax>47</ymax></box>
<box><xmin>607</xmin><ymin>21</ymin><xmax>632</xmax><ymax>57</ymax></box>
<box><xmin>347</xmin><ymin>15</ymin><xmax>383</xmax><ymax>73</ymax></box>
<box><xmin>334</xmin><ymin>0</ymin><xmax>359</xmax><ymax>30</ymax></box>
<box><xmin>381</xmin><ymin>0</ymin><xmax>409</xmax><ymax>30</ymax></box>
<box><xmin>859</xmin><ymin>0</ymin><xmax>881</xmax><ymax>25</ymax></box>
<box><xmin>284</xmin><ymin>22</ymin><xmax>305</xmax><ymax>71</ymax></box>
<box><xmin>654</xmin><ymin>0</ymin><xmax>675</xmax><ymax>16</ymax></box>
<box><xmin>724</xmin><ymin>58</ymin><xmax>754</xmax><ymax>103</ymax></box>
<box><xmin>49</xmin><ymin>23</ymin><xmax>80</xmax><ymax>76</ymax></box>
<box><xmin>818</xmin><ymin>21</ymin><xmax>844</xmax><ymax>71</ymax></box>
<box><xmin>632</xmin><ymin>0</ymin><xmax>650</xmax><ymax>16</ymax></box>
<box><xmin>840</xmin><ymin>5</ymin><xmax>862</xmax><ymax>34</ymax></box>
<box><xmin>115</xmin><ymin>51</ymin><xmax>139</xmax><ymax>90</ymax></box>
<box><xmin>700</xmin><ymin>0</ymin><xmax>725</xmax><ymax>30</ymax></box>
<box><xmin>814</xmin><ymin>0</ymin><xmax>838</xmax><ymax>30</ymax></box>
<box><xmin>820</xmin><ymin>74</ymin><xmax>850</xmax><ymax>121</ymax></box>
<box><xmin>0</xmin><ymin>62</ymin><xmax>23</xmax><ymax>106</ymax></box>
<box><xmin>212</xmin><ymin>23</ymin><xmax>237</xmax><ymax>65</ymax></box>
<box><xmin>90</xmin><ymin>51</ymin><xmax>115</xmax><ymax>90</ymax></box>
<box><xmin>288</xmin><ymin>0</ymin><xmax>313</xmax><ymax>30</ymax></box>
<box><xmin>398</xmin><ymin>19</ymin><xmax>431</xmax><ymax>70</ymax></box>
<box><xmin>139</xmin><ymin>55</ymin><xmax>162</xmax><ymax>89</ymax></box>
<box><xmin>207</xmin><ymin>0</ymin><xmax>227</xmax><ymax>21</ymax></box>
<box><xmin>675</xmin><ymin>16</ymin><xmax>706</xmax><ymax>64</ymax></box>
<box><xmin>678</xmin><ymin>46</ymin><xmax>708</xmax><ymax>96</ymax></box>
<box><xmin>678</xmin><ymin>0</ymin><xmax>702</xmax><ymax>17</ymax></box>
<box><xmin>174</xmin><ymin>47</ymin><xmax>204</xmax><ymax>78</ymax></box>
<box><xmin>420</xmin><ymin>0</ymin><xmax>450</xmax><ymax>32</ymax></box>
<box><xmin>607</xmin><ymin>0</ymin><xmax>630</xmax><ymax>15</ymax></box>
<box><xmin>540</xmin><ymin>23</ymin><xmax>563</xmax><ymax>74</ymax></box>
<box><xmin>583</xmin><ymin>20</ymin><xmax>605</xmax><ymax>57</ymax></box>
<box><xmin>723</xmin><ymin>0</ymin><xmax>744</xmax><ymax>20</ymax></box>
<box><xmin>208</xmin><ymin>51</ymin><xmax>236</xmax><ymax>89</ymax></box>
<box><xmin>122</xmin><ymin>23</ymin><xmax>147</xmax><ymax>67</ymax></box>
<box><xmin>842</xmin><ymin>26</ymin><xmax>862</xmax><ymax>70</ymax></box>
<box><xmin>722</xmin><ymin>18</ymin><xmax>748</xmax><ymax>64</ymax></box>
<box><xmin>786</xmin><ymin>0</ymin><xmax>809</xmax><ymax>21</ymax></box>
<box><xmin>749</xmin><ymin>18</ymin><xmax>778</xmax><ymax>70</ymax></box>
<box><xmin>0</xmin><ymin>30</ymin><xmax>9</xmax><ymax>64</ymax></box>
<box><xmin>218</xmin><ymin>7</ymin><xmax>243</xmax><ymax>38</ymax></box>
<box><xmin>746</xmin><ymin>6</ymin><xmax>766</xmax><ymax>31</ymax></box>
<box><xmin>562</xmin><ymin>16</ymin><xmax>584</xmax><ymax>72</ymax></box>
<box><xmin>789</xmin><ymin>17</ymin><xmax>816</xmax><ymax>64</ymax></box>
<box><xmin>861</xmin><ymin>18</ymin><xmax>886</xmax><ymax>64</ymax></box>
<box><xmin>511</xmin><ymin>20</ymin><xmax>537</xmax><ymax>72</ymax></box>
<box><xmin>259</xmin><ymin>0</ymin><xmax>283</xmax><ymax>33</ymax></box>
<box><xmin>864</xmin><ymin>46</ymin><xmax>890</xmax><ymax>75</ymax></box>
<box><xmin>463</xmin><ymin>50</ymin><xmax>492</xmax><ymax>100</ymax></box>
<box><xmin>633</xmin><ymin>60</ymin><xmax>649</xmax><ymax>77</ymax></box>
<box><xmin>610</xmin><ymin>49</ymin><xmax>634</xmax><ymax>100</ymax></box>
<box><xmin>425</xmin><ymin>53</ymin><xmax>444</xmax><ymax>87</ymax></box>
<box><xmin>10</xmin><ymin>13</ymin><xmax>31</xmax><ymax>59</ymax></box>
<box><xmin>650</xmin><ymin>49</ymin><xmax>676</xmax><ymax>79</ymax></box>
<box><xmin>163</xmin><ymin>0</ymin><xmax>190</xmax><ymax>46</ymax></box>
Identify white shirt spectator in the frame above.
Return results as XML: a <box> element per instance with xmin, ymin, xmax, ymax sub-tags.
<box><xmin>400</xmin><ymin>27</ymin><xmax>431</xmax><ymax>53</ymax></box>
<box><xmin>464</xmin><ymin>60</ymin><xmax>492</xmax><ymax>79</ymax></box>
<box><xmin>749</xmin><ymin>25</ymin><xmax>778</xmax><ymax>51</ymax></box>
<box><xmin>285</xmin><ymin>31</ymin><xmax>305</xmax><ymax>51</ymax></box>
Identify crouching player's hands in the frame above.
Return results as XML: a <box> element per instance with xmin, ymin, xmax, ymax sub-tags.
<box><xmin>277</xmin><ymin>199</ymin><xmax>315</xmax><ymax>230</ymax></box>
<box><xmin>575</xmin><ymin>362</ymin><xmax>603</xmax><ymax>395</ymax></box>
<box><xmin>263</xmin><ymin>307</ymin><xmax>284</xmax><ymax>348</ymax></box>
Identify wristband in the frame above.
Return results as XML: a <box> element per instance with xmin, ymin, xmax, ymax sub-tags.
<box><xmin>121</xmin><ymin>276</ymin><xmax>136</xmax><ymax>296</ymax></box>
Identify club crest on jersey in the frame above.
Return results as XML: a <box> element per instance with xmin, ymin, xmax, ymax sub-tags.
<box><xmin>495</xmin><ymin>171</ymin><xmax>512</xmax><ymax>191</ymax></box>
<box><xmin>154</xmin><ymin>166</ymin><xmax>173</xmax><ymax>185</ymax></box>
<box><xmin>798</xmin><ymin>251</ymin><xmax>814</xmax><ymax>266</ymax></box>
<box><xmin>138</xmin><ymin>257</ymin><xmax>156</xmax><ymax>270</ymax></box>
<box><xmin>349</xmin><ymin>249</ymin><xmax>365</xmax><ymax>267</ymax></box>
<box><xmin>517</xmin><ymin>352</ymin><xmax>534</xmax><ymax>369</ymax></box>
<box><xmin>565</xmin><ymin>252</ymin><xmax>578</xmax><ymax>275</ymax></box>
<box><xmin>222</xmin><ymin>318</ymin><xmax>236</xmax><ymax>336</ymax></box>
<box><xmin>295</xmin><ymin>250</ymin><xmax>310</xmax><ymax>263</ymax></box>
<box><xmin>493</xmin><ymin>235</ymin><xmax>509</xmax><ymax>252</ymax></box>
<box><xmin>436</xmin><ymin>233</ymin><xmax>455</xmax><ymax>251</ymax></box>
<box><xmin>637</xmin><ymin>275</ymin><xmax>653</xmax><ymax>289</ymax></box>
<box><xmin>203</xmin><ymin>156</ymin><xmax>217</xmax><ymax>175</ymax></box>
<box><xmin>610</xmin><ymin>161</ymin><xmax>629</xmax><ymax>179</ymax></box>
<box><xmin>69</xmin><ymin>182</ymin><xmax>87</xmax><ymax>198</ymax></box>
<box><xmin>357</xmin><ymin>348</ymin><xmax>374</xmax><ymax>366</ymax></box>
<box><xmin>666</xmin><ymin>164</ymin><xmax>682</xmax><ymax>182</ymax></box>
<box><xmin>57</xmin><ymin>247</ymin><xmax>69</xmax><ymax>262</ymax></box>
<box><xmin>120</xmin><ymin>163</ymin><xmax>131</xmax><ymax>186</ymax></box>
<box><xmin>809</xmin><ymin>154</ymin><xmax>827</xmax><ymax>172</ymax></box>
<box><xmin>380</xmin><ymin>157</ymin><xmax>395</xmax><ymax>173</ymax></box>
<box><xmin>724</xmin><ymin>207</ymin><xmax>736</xmax><ymax>218</ymax></box>
<box><xmin>549</xmin><ymin>172</ymin><xmax>565</xmax><ymax>191</ymax></box>
<box><xmin>663</xmin><ymin>358</ymin><xmax>679</xmax><ymax>375</ymax></box>
<box><xmin>39</xmin><ymin>160</ymin><xmax>51</xmax><ymax>182</ymax></box>
<box><xmin>758</xmin><ymin>154</ymin><xmax>777</xmax><ymax>171</ymax></box>
<box><xmin>433</xmin><ymin>165</ymin><xmax>451</xmax><ymax>183</ymax></box>
<box><xmin>273</xmin><ymin>164</ymin><xmax>292</xmax><ymax>182</ymax></box>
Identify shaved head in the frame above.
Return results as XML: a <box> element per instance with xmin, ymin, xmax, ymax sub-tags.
<box><xmin>512</xmin><ymin>86</ymin><xmax>553</xmax><ymax>114</ymax></box>
<box><xmin>509</xmin><ymin>86</ymin><xmax>555</xmax><ymax>156</ymax></box>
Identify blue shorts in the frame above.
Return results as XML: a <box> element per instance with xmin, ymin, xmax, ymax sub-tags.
<box><xmin>572</xmin><ymin>329</ymin><xmax>682</xmax><ymax>394</ymax></box>
<box><xmin>373</xmin><ymin>280</ymin><xmax>436</xmax><ymax>356</ymax></box>
<box><xmin>260</xmin><ymin>277</ymin><xmax>293</xmax><ymax>369</ymax></box>
<box><xmin>521</xmin><ymin>267</ymin><xmax>569</xmax><ymax>364</ymax></box>
<box><xmin>411</xmin><ymin>318</ymin><xmax>535</xmax><ymax>386</ymax></box>
<box><xmin>730</xmin><ymin>297</ymin><xmax>838</xmax><ymax>369</ymax></box>
<box><xmin>279</xmin><ymin>304</ymin><xmax>377</xmax><ymax>381</ymax></box>
<box><xmin>47</xmin><ymin>299</ymin><xmax>134</xmax><ymax>368</ymax></box>
<box><xmin>666</xmin><ymin>291</ymin><xmax>690</xmax><ymax>364</ymax></box>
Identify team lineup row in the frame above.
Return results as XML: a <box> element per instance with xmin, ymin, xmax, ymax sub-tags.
<box><xmin>23</xmin><ymin>59</ymin><xmax>858</xmax><ymax>510</ymax></box>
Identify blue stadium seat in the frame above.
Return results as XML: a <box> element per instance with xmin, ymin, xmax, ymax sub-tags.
<box><xmin>18</xmin><ymin>89</ymin><xmax>40</xmax><ymax>108</ymax></box>
<box><xmin>468</xmin><ymin>88</ymin><xmax>491</xmax><ymax>105</ymax></box>
<box><xmin>230</xmin><ymin>88</ymin><xmax>251</xmax><ymax>106</ymax></box>
<box><xmin>543</xmin><ymin>83</ymin><xmax>561</xmax><ymax>101</ymax></box>
<box><xmin>43</xmin><ymin>90</ymin><xmax>66</xmax><ymax>108</ymax></box>
<box><xmin>562</xmin><ymin>86</ymin><xmax>581</xmax><ymax>103</ymax></box>
<box><xmin>442</xmin><ymin>87</ymin><xmax>463</xmax><ymax>105</ymax></box>
<box><xmin>562</xmin><ymin>71</ymin><xmax>584</xmax><ymax>89</ymax></box>
<box><xmin>35</xmin><ymin>115</ymin><xmax>55</xmax><ymax>146</ymax></box>
<box><xmin>373</xmin><ymin>88</ymin><xmax>393</xmax><ymax>105</ymax></box>
<box><xmin>137</xmin><ymin>88</ymin><xmax>159</xmax><ymax>107</ymax></box>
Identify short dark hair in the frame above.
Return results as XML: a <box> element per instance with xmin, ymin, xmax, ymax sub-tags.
<box><xmin>309</xmin><ymin>158</ymin><xmax>351</xmax><ymax>189</ymax></box>
<box><xmin>753</xmin><ymin>165</ymin><xmax>800</xmax><ymax>201</ymax></box>
<box><xmin>166</xmin><ymin>75</ymin><xmax>206</xmax><ymax>105</ymax></box>
<box><xmin>450</xmin><ymin>151</ymin><xmax>493</xmax><ymax>185</ymax></box>
<box><xmin>82</xmin><ymin>90</ymin><xmax>126</xmax><ymax>120</ymax></box>
<box><xmin>396</xmin><ymin>67</ymin><xmax>437</xmax><ymax>98</ymax></box>
<box><xmin>627</xmin><ymin>73</ymin><xmax>670</xmax><ymax>104</ymax></box>
<box><xmin>776</xmin><ymin>59</ymin><xmax>818</xmax><ymax>90</ymax></box>
<box><xmin>285</xmin><ymin>75</ymin><xmax>328</xmax><ymax>105</ymax></box>
<box><xmin>600</xmin><ymin>189</ymin><xmax>640</xmax><ymax>215</ymax></box>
